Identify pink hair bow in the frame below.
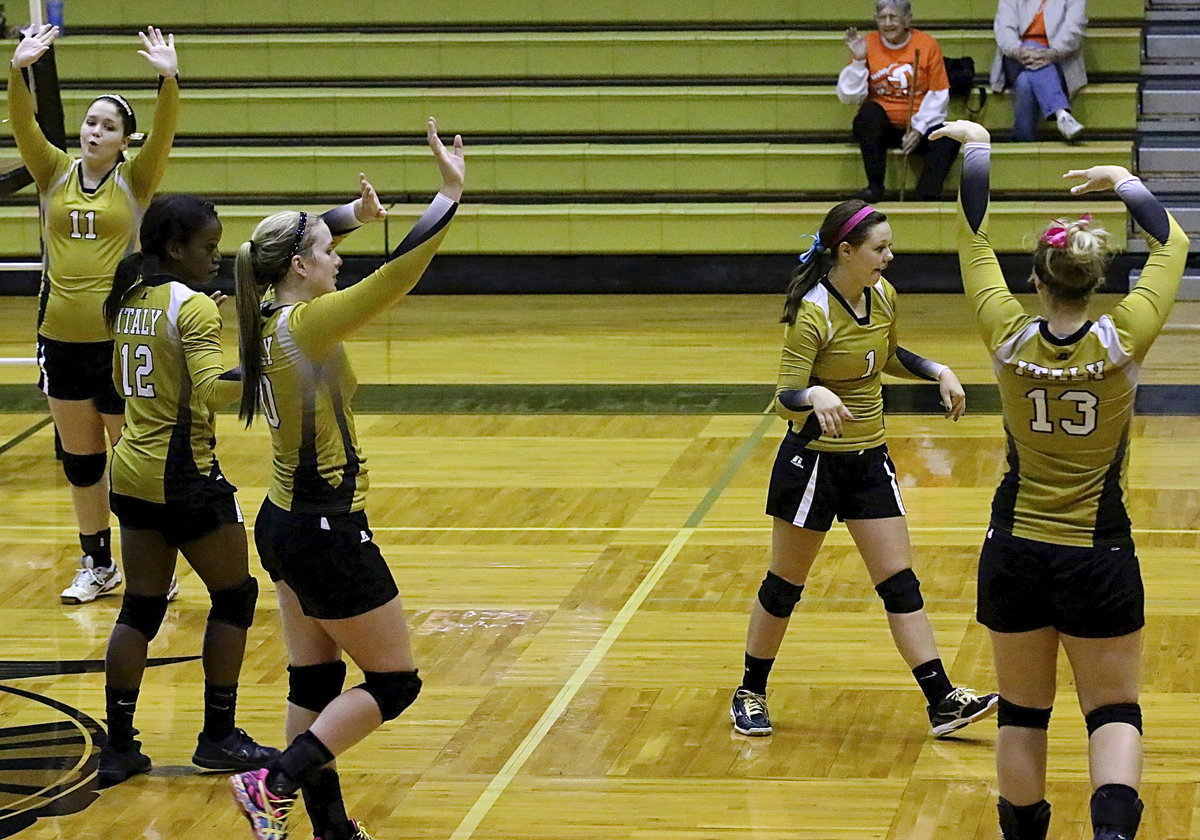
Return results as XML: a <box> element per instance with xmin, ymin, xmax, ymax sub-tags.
<box><xmin>1040</xmin><ymin>213</ymin><xmax>1091</xmax><ymax>249</ymax></box>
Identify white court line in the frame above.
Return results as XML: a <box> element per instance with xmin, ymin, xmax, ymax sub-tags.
<box><xmin>0</xmin><ymin>524</ymin><xmax>1196</xmax><ymax>535</ymax></box>
<box><xmin>447</xmin><ymin>527</ymin><xmax>695</xmax><ymax>840</ymax></box>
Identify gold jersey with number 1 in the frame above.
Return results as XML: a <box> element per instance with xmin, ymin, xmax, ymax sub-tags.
<box><xmin>957</xmin><ymin>142</ymin><xmax>1189</xmax><ymax>547</ymax></box>
<box><xmin>774</xmin><ymin>276</ymin><xmax>946</xmax><ymax>452</ymax></box>
<box><xmin>7</xmin><ymin>66</ymin><xmax>179</xmax><ymax>343</ymax></box>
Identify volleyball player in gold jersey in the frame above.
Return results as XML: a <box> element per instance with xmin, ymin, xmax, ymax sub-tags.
<box><xmin>930</xmin><ymin>119</ymin><xmax>1190</xmax><ymax>840</ymax></box>
<box><xmin>731</xmin><ymin>198</ymin><xmax>997</xmax><ymax>738</ymax></box>
<box><xmin>9</xmin><ymin>24</ymin><xmax>180</xmax><ymax>604</ymax></box>
<box><xmin>227</xmin><ymin>119</ymin><xmax>464</xmax><ymax>840</ymax></box>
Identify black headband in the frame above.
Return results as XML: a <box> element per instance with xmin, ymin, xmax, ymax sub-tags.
<box><xmin>289</xmin><ymin>212</ymin><xmax>308</xmax><ymax>257</ymax></box>
<box><xmin>94</xmin><ymin>94</ymin><xmax>137</xmax><ymax>135</ymax></box>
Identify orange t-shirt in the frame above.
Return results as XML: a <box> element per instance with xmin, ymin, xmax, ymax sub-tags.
<box><xmin>861</xmin><ymin>28</ymin><xmax>949</xmax><ymax>128</ymax></box>
<box><xmin>1022</xmin><ymin>0</ymin><xmax>1051</xmax><ymax>47</ymax></box>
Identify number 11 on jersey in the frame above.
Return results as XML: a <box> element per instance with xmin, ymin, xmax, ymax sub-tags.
<box><xmin>69</xmin><ymin>210</ymin><xmax>97</xmax><ymax>240</ymax></box>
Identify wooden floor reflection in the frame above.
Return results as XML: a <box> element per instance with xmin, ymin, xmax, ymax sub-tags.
<box><xmin>0</xmin><ymin>295</ymin><xmax>1195</xmax><ymax>840</ymax></box>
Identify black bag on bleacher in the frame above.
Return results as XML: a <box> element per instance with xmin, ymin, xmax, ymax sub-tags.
<box><xmin>943</xmin><ymin>56</ymin><xmax>987</xmax><ymax>118</ymax></box>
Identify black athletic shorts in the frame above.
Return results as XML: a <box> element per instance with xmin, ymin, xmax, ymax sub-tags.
<box><xmin>254</xmin><ymin>499</ymin><xmax>399</xmax><ymax>620</ymax></box>
<box><xmin>765</xmin><ymin>435</ymin><xmax>906</xmax><ymax>532</ymax></box>
<box><xmin>36</xmin><ymin>335</ymin><xmax>125</xmax><ymax>414</ymax></box>
<box><xmin>111</xmin><ymin>475</ymin><xmax>242</xmax><ymax>548</ymax></box>
<box><xmin>977</xmin><ymin>527</ymin><xmax>1145</xmax><ymax>638</ymax></box>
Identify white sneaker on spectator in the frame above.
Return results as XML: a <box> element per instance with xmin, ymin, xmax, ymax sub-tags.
<box><xmin>61</xmin><ymin>556</ymin><xmax>122</xmax><ymax>604</ymax></box>
<box><xmin>1056</xmin><ymin>110</ymin><xmax>1084</xmax><ymax>141</ymax></box>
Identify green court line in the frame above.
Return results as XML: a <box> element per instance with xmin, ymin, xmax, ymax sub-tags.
<box><xmin>0</xmin><ymin>383</ymin><xmax>1193</xmax><ymax>416</ymax></box>
<box><xmin>685</xmin><ymin>414</ymin><xmax>775</xmax><ymax>528</ymax></box>
<box><xmin>0</xmin><ymin>416</ymin><xmax>52</xmax><ymax>456</ymax></box>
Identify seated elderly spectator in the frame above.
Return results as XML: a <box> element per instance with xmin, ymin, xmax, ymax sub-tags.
<box><xmin>838</xmin><ymin>1</ymin><xmax>958</xmax><ymax>201</ymax></box>
<box><xmin>992</xmin><ymin>0</ymin><xmax>1088</xmax><ymax>141</ymax></box>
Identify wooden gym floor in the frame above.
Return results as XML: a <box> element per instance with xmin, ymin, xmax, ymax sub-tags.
<box><xmin>0</xmin><ymin>293</ymin><xmax>1196</xmax><ymax>840</ymax></box>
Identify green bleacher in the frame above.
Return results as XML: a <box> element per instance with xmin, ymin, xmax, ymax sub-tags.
<box><xmin>53</xmin><ymin>30</ymin><xmax>1140</xmax><ymax>83</ymax></box>
<box><xmin>2</xmin><ymin>2</ymin><xmax>1144</xmax><ymax>263</ymax></box>
<box><xmin>0</xmin><ymin>200</ymin><xmax>1129</xmax><ymax>256</ymax></box>
<box><xmin>54</xmin><ymin>85</ymin><xmax>1137</xmax><ymax>138</ymax></box>
<box><xmin>75</xmin><ymin>0</ymin><xmax>1146</xmax><ymax>27</ymax></box>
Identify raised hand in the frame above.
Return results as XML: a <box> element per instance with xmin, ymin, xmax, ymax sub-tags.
<box><xmin>353</xmin><ymin>172</ymin><xmax>388</xmax><ymax>223</ymax></box>
<box><xmin>11</xmin><ymin>24</ymin><xmax>59</xmax><ymax>69</ymax></box>
<box><xmin>929</xmin><ymin>119</ymin><xmax>990</xmax><ymax>145</ymax></box>
<box><xmin>1063</xmin><ymin>165</ymin><xmax>1134</xmax><ymax>195</ymax></box>
<box><xmin>937</xmin><ymin>368</ymin><xmax>966</xmax><ymax>421</ymax></box>
<box><xmin>427</xmin><ymin>117</ymin><xmax>465</xmax><ymax>202</ymax></box>
<box><xmin>845</xmin><ymin>27</ymin><xmax>868</xmax><ymax>61</ymax></box>
<box><xmin>137</xmin><ymin>26</ymin><xmax>177</xmax><ymax>77</ymax></box>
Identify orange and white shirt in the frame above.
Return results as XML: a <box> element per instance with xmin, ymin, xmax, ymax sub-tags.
<box><xmin>837</xmin><ymin>28</ymin><xmax>950</xmax><ymax>133</ymax></box>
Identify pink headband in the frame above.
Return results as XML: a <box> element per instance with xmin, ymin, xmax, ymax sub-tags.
<box><xmin>1040</xmin><ymin>213</ymin><xmax>1092</xmax><ymax>249</ymax></box>
<box><xmin>831</xmin><ymin>205</ymin><xmax>877</xmax><ymax>247</ymax></box>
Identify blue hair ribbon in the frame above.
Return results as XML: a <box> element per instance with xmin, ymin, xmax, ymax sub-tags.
<box><xmin>798</xmin><ymin>233</ymin><xmax>825</xmax><ymax>265</ymax></box>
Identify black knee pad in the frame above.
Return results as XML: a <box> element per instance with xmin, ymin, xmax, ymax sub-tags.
<box><xmin>61</xmin><ymin>451</ymin><xmax>106</xmax><ymax>487</ymax></box>
<box><xmin>997</xmin><ymin>697</ymin><xmax>1052</xmax><ymax>730</ymax></box>
<box><xmin>1085</xmin><ymin>702</ymin><xmax>1142</xmax><ymax>736</ymax></box>
<box><xmin>358</xmin><ymin>669</ymin><xmax>421</xmax><ymax>722</ymax></box>
<box><xmin>997</xmin><ymin>797</ymin><xmax>1051</xmax><ymax>840</ymax></box>
<box><xmin>208</xmin><ymin>577</ymin><xmax>258</xmax><ymax>629</ymax></box>
<box><xmin>287</xmin><ymin>660</ymin><xmax>348</xmax><ymax>713</ymax></box>
<box><xmin>874</xmin><ymin>569</ymin><xmax>924</xmax><ymax>614</ymax></box>
<box><xmin>116</xmin><ymin>593</ymin><xmax>170</xmax><ymax>640</ymax></box>
<box><xmin>757</xmin><ymin>571</ymin><xmax>804</xmax><ymax>618</ymax></box>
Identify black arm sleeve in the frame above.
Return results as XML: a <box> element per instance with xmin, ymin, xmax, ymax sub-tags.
<box><xmin>960</xmin><ymin>142</ymin><xmax>990</xmax><ymax>235</ymax></box>
<box><xmin>1116</xmin><ymin>177</ymin><xmax>1171</xmax><ymax>245</ymax></box>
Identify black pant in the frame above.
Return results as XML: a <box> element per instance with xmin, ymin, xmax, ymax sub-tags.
<box><xmin>851</xmin><ymin>100</ymin><xmax>959</xmax><ymax>199</ymax></box>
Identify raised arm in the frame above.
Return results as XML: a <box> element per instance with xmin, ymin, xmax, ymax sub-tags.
<box><xmin>290</xmin><ymin>118</ymin><xmax>465</xmax><ymax>357</ymax></box>
<box><xmin>7</xmin><ymin>25</ymin><xmax>69</xmax><ymax>187</ymax></box>
<box><xmin>837</xmin><ymin>28</ymin><xmax>869</xmax><ymax>105</ymax></box>
<box><xmin>127</xmin><ymin>28</ymin><xmax>180</xmax><ymax>200</ymax></box>
<box><xmin>930</xmin><ymin>120</ymin><xmax>1030</xmax><ymax>352</ymax></box>
<box><xmin>1065</xmin><ymin>165</ymin><xmax>1190</xmax><ymax>356</ymax></box>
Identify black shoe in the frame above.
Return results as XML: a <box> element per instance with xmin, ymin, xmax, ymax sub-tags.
<box><xmin>98</xmin><ymin>739</ymin><xmax>151</xmax><ymax>787</ymax></box>
<box><xmin>858</xmin><ymin>185</ymin><xmax>885</xmax><ymax>203</ymax></box>
<box><xmin>928</xmin><ymin>686</ymin><xmax>999</xmax><ymax>737</ymax></box>
<box><xmin>192</xmin><ymin>727</ymin><xmax>280</xmax><ymax>771</ymax></box>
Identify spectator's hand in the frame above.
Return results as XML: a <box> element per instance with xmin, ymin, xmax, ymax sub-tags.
<box><xmin>930</xmin><ymin>119</ymin><xmax>991</xmax><ymax>145</ymax></box>
<box><xmin>809</xmin><ymin>387</ymin><xmax>854</xmax><ymax>438</ymax></box>
<box><xmin>11</xmin><ymin>24</ymin><xmax>58</xmax><ymax>69</ymax></box>
<box><xmin>937</xmin><ymin>368</ymin><xmax>967</xmax><ymax>421</ymax></box>
<box><xmin>352</xmin><ymin>173</ymin><xmax>387</xmax><ymax>223</ymax></box>
<box><xmin>137</xmin><ymin>27</ymin><xmax>178</xmax><ymax>77</ymax></box>
<box><xmin>1063</xmin><ymin>165</ymin><xmax>1134</xmax><ymax>195</ymax></box>
<box><xmin>845</xmin><ymin>27</ymin><xmax>868</xmax><ymax>61</ymax></box>
<box><xmin>428</xmin><ymin>117</ymin><xmax>465</xmax><ymax>202</ymax></box>
<box><xmin>209</xmin><ymin>291</ymin><xmax>228</xmax><ymax>306</ymax></box>
<box><xmin>1025</xmin><ymin>50</ymin><xmax>1054</xmax><ymax>71</ymax></box>
<box><xmin>901</xmin><ymin>128</ymin><xmax>922</xmax><ymax>154</ymax></box>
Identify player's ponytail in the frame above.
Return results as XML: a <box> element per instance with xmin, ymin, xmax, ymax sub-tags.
<box><xmin>235</xmin><ymin>210</ymin><xmax>317</xmax><ymax>426</ymax></box>
<box><xmin>105</xmin><ymin>252</ymin><xmax>145</xmax><ymax>333</ymax></box>
<box><xmin>1033</xmin><ymin>215</ymin><xmax>1111</xmax><ymax>301</ymax></box>
<box><xmin>782</xmin><ymin>199</ymin><xmax>888</xmax><ymax>325</ymax></box>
